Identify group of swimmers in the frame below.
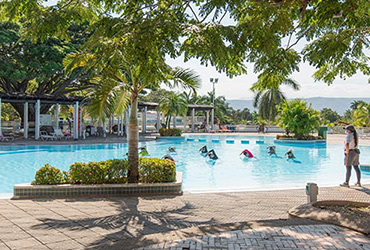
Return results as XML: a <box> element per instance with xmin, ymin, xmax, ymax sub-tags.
<box><xmin>134</xmin><ymin>144</ymin><xmax>296</xmax><ymax>162</ymax></box>
<box><xmin>198</xmin><ymin>145</ymin><xmax>296</xmax><ymax>161</ymax></box>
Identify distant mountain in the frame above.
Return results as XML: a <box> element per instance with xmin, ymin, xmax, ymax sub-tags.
<box><xmin>227</xmin><ymin>97</ymin><xmax>370</xmax><ymax>115</ymax></box>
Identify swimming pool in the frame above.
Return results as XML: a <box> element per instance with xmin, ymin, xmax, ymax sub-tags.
<box><xmin>0</xmin><ymin>135</ymin><xmax>369</xmax><ymax>195</ymax></box>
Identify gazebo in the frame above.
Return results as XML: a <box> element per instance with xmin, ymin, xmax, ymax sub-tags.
<box><xmin>0</xmin><ymin>92</ymin><xmax>84</xmax><ymax>140</ymax></box>
<box><xmin>138</xmin><ymin>102</ymin><xmax>214</xmax><ymax>132</ymax></box>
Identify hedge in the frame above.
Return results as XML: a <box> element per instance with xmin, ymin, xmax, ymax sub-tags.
<box><xmin>159</xmin><ymin>128</ymin><xmax>182</xmax><ymax>136</ymax></box>
<box><xmin>33</xmin><ymin>158</ymin><xmax>176</xmax><ymax>185</ymax></box>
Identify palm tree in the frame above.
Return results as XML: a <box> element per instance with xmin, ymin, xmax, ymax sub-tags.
<box><xmin>350</xmin><ymin>100</ymin><xmax>366</xmax><ymax>111</ymax></box>
<box><xmin>353</xmin><ymin>102</ymin><xmax>370</xmax><ymax>127</ymax></box>
<box><xmin>160</xmin><ymin>93</ymin><xmax>188</xmax><ymax>128</ymax></box>
<box><xmin>85</xmin><ymin>65</ymin><xmax>200</xmax><ymax>183</ymax></box>
<box><xmin>252</xmin><ymin>78</ymin><xmax>300</xmax><ymax>122</ymax></box>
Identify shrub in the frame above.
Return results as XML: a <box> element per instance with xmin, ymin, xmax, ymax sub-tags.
<box><xmin>32</xmin><ymin>158</ymin><xmax>176</xmax><ymax>185</ymax></box>
<box><xmin>139</xmin><ymin>158</ymin><xmax>176</xmax><ymax>183</ymax></box>
<box><xmin>277</xmin><ymin>100</ymin><xmax>320</xmax><ymax>139</ymax></box>
<box><xmin>105</xmin><ymin>159</ymin><xmax>129</xmax><ymax>183</ymax></box>
<box><xmin>32</xmin><ymin>164</ymin><xmax>64</xmax><ymax>185</ymax></box>
<box><xmin>159</xmin><ymin>128</ymin><xmax>182</xmax><ymax>136</ymax></box>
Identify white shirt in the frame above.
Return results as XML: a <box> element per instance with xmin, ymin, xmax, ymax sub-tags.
<box><xmin>345</xmin><ymin>133</ymin><xmax>356</xmax><ymax>149</ymax></box>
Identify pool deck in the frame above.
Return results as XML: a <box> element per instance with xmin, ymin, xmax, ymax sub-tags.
<box><xmin>0</xmin><ymin>185</ymin><xmax>369</xmax><ymax>249</ymax></box>
<box><xmin>1</xmin><ymin>133</ymin><xmax>370</xmax><ymax>249</ymax></box>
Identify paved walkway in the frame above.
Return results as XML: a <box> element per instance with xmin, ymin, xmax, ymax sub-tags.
<box><xmin>0</xmin><ymin>185</ymin><xmax>369</xmax><ymax>249</ymax></box>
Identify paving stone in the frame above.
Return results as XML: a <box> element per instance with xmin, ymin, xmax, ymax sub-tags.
<box><xmin>141</xmin><ymin>225</ymin><xmax>370</xmax><ymax>250</ymax></box>
<box><xmin>46</xmin><ymin>240</ymin><xmax>84</xmax><ymax>250</ymax></box>
<box><xmin>3</xmin><ymin>238</ymin><xmax>44</xmax><ymax>250</ymax></box>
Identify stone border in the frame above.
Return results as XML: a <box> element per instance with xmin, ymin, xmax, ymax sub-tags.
<box><xmin>274</xmin><ymin>139</ymin><xmax>326</xmax><ymax>145</ymax></box>
<box><xmin>13</xmin><ymin>172</ymin><xmax>182</xmax><ymax>199</ymax></box>
<box><xmin>155</xmin><ymin>136</ymin><xmax>185</xmax><ymax>141</ymax></box>
<box><xmin>289</xmin><ymin>200</ymin><xmax>370</xmax><ymax>235</ymax></box>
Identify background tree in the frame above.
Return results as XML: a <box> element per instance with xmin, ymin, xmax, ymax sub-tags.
<box><xmin>320</xmin><ymin>108</ymin><xmax>341</xmax><ymax>124</ymax></box>
<box><xmin>350</xmin><ymin>100</ymin><xmax>367</xmax><ymax>111</ymax></box>
<box><xmin>353</xmin><ymin>102</ymin><xmax>370</xmax><ymax>127</ymax></box>
<box><xmin>0</xmin><ymin>22</ymin><xmax>92</xmax><ymax>121</ymax></box>
<box><xmin>342</xmin><ymin>109</ymin><xmax>353</xmax><ymax>123</ymax></box>
<box><xmin>277</xmin><ymin>100</ymin><xmax>320</xmax><ymax>139</ymax></box>
<box><xmin>252</xmin><ymin>78</ymin><xmax>300</xmax><ymax>122</ymax></box>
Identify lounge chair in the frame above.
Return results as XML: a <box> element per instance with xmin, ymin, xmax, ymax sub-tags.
<box><xmin>0</xmin><ymin>135</ymin><xmax>14</xmax><ymax>142</ymax></box>
<box><xmin>51</xmin><ymin>129</ymin><xmax>66</xmax><ymax>140</ymax></box>
<box><xmin>40</xmin><ymin>131</ymin><xmax>55</xmax><ymax>141</ymax></box>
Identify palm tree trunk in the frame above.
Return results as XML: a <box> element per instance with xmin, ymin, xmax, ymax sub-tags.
<box><xmin>127</xmin><ymin>95</ymin><xmax>139</xmax><ymax>183</ymax></box>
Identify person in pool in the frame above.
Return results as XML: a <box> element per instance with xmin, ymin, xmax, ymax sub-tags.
<box><xmin>267</xmin><ymin>146</ymin><xmax>277</xmax><ymax>156</ymax></box>
<box><xmin>162</xmin><ymin>154</ymin><xmax>175</xmax><ymax>161</ymax></box>
<box><xmin>285</xmin><ymin>149</ymin><xmax>295</xmax><ymax>159</ymax></box>
<box><xmin>240</xmin><ymin>149</ymin><xmax>254</xmax><ymax>158</ymax></box>
<box><xmin>206</xmin><ymin>149</ymin><xmax>218</xmax><ymax>160</ymax></box>
<box><xmin>168</xmin><ymin>146</ymin><xmax>176</xmax><ymax>152</ymax></box>
<box><xmin>139</xmin><ymin>146</ymin><xmax>149</xmax><ymax>156</ymax></box>
<box><xmin>199</xmin><ymin>145</ymin><xmax>208</xmax><ymax>154</ymax></box>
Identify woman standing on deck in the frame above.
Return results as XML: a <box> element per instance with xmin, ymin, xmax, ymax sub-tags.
<box><xmin>340</xmin><ymin>125</ymin><xmax>361</xmax><ymax>188</ymax></box>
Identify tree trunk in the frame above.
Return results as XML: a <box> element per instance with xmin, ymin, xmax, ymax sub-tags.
<box><xmin>127</xmin><ymin>95</ymin><xmax>139</xmax><ymax>183</ymax></box>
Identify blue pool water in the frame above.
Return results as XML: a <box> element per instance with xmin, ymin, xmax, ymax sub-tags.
<box><xmin>0</xmin><ymin>135</ymin><xmax>370</xmax><ymax>194</ymax></box>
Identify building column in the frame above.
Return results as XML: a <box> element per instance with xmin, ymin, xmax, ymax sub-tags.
<box><xmin>191</xmin><ymin>108</ymin><xmax>195</xmax><ymax>132</ymax></box>
<box><xmin>120</xmin><ymin>112</ymin><xmax>124</xmax><ymax>137</ymax></box>
<box><xmin>117</xmin><ymin>115</ymin><xmax>121</xmax><ymax>137</ymax></box>
<box><xmin>211</xmin><ymin>108</ymin><xmax>214</xmax><ymax>130</ymax></box>
<box><xmin>73</xmin><ymin>101</ymin><xmax>79</xmax><ymax>140</ymax></box>
<box><xmin>206</xmin><ymin>111</ymin><xmax>209</xmax><ymax>125</ymax></box>
<box><xmin>173</xmin><ymin>115</ymin><xmax>177</xmax><ymax>128</ymax></box>
<box><xmin>142</xmin><ymin>106</ymin><xmax>147</xmax><ymax>134</ymax></box>
<box><xmin>102</xmin><ymin>123</ymin><xmax>106</xmax><ymax>138</ymax></box>
<box><xmin>24</xmin><ymin>102</ymin><xmax>28</xmax><ymax>139</ymax></box>
<box><xmin>54</xmin><ymin>104</ymin><xmax>59</xmax><ymax>130</ymax></box>
<box><xmin>79</xmin><ymin>107</ymin><xmax>82</xmax><ymax>137</ymax></box>
<box><xmin>125</xmin><ymin>108</ymin><xmax>129</xmax><ymax>137</ymax></box>
<box><xmin>35</xmin><ymin>99</ymin><xmax>41</xmax><ymax>140</ymax></box>
<box><xmin>156</xmin><ymin>109</ymin><xmax>160</xmax><ymax>132</ymax></box>
<box><xmin>0</xmin><ymin>98</ymin><xmax>2</xmax><ymax>136</ymax></box>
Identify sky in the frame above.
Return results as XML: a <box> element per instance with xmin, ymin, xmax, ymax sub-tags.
<box><xmin>166</xmin><ymin>56</ymin><xmax>370</xmax><ymax>100</ymax></box>
<box><xmin>44</xmin><ymin>0</ymin><xmax>370</xmax><ymax>100</ymax></box>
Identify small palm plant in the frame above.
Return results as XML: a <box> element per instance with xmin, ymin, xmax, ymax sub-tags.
<box><xmin>160</xmin><ymin>93</ymin><xmax>188</xmax><ymax>128</ymax></box>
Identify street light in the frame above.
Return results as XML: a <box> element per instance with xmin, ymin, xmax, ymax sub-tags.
<box><xmin>210</xmin><ymin>78</ymin><xmax>218</xmax><ymax>130</ymax></box>
<box><xmin>210</xmin><ymin>78</ymin><xmax>219</xmax><ymax>107</ymax></box>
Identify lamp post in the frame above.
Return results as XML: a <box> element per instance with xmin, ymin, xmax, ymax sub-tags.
<box><xmin>210</xmin><ymin>78</ymin><xmax>219</xmax><ymax>107</ymax></box>
<box><xmin>210</xmin><ymin>78</ymin><xmax>218</xmax><ymax>130</ymax></box>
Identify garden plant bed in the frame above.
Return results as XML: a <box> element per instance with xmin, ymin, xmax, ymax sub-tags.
<box><xmin>289</xmin><ymin>200</ymin><xmax>370</xmax><ymax>235</ymax></box>
<box><xmin>13</xmin><ymin>172</ymin><xmax>183</xmax><ymax>199</ymax></box>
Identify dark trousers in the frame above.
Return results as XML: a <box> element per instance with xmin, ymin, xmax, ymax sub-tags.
<box><xmin>345</xmin><ymin>165</ymin><xmax>361</xmax><ymax>183</ymax></box>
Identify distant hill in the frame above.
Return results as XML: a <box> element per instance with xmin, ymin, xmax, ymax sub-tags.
<box><xmin>227</xmin><ymin>97</ymin><xmax>370</xmax><ymax>115</ymax></box>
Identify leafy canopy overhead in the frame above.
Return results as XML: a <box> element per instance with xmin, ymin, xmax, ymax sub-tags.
<box><xmin>1</xmin><ymin>0</ymin><xmax>369</xmax><ymax>87</ymax></box>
